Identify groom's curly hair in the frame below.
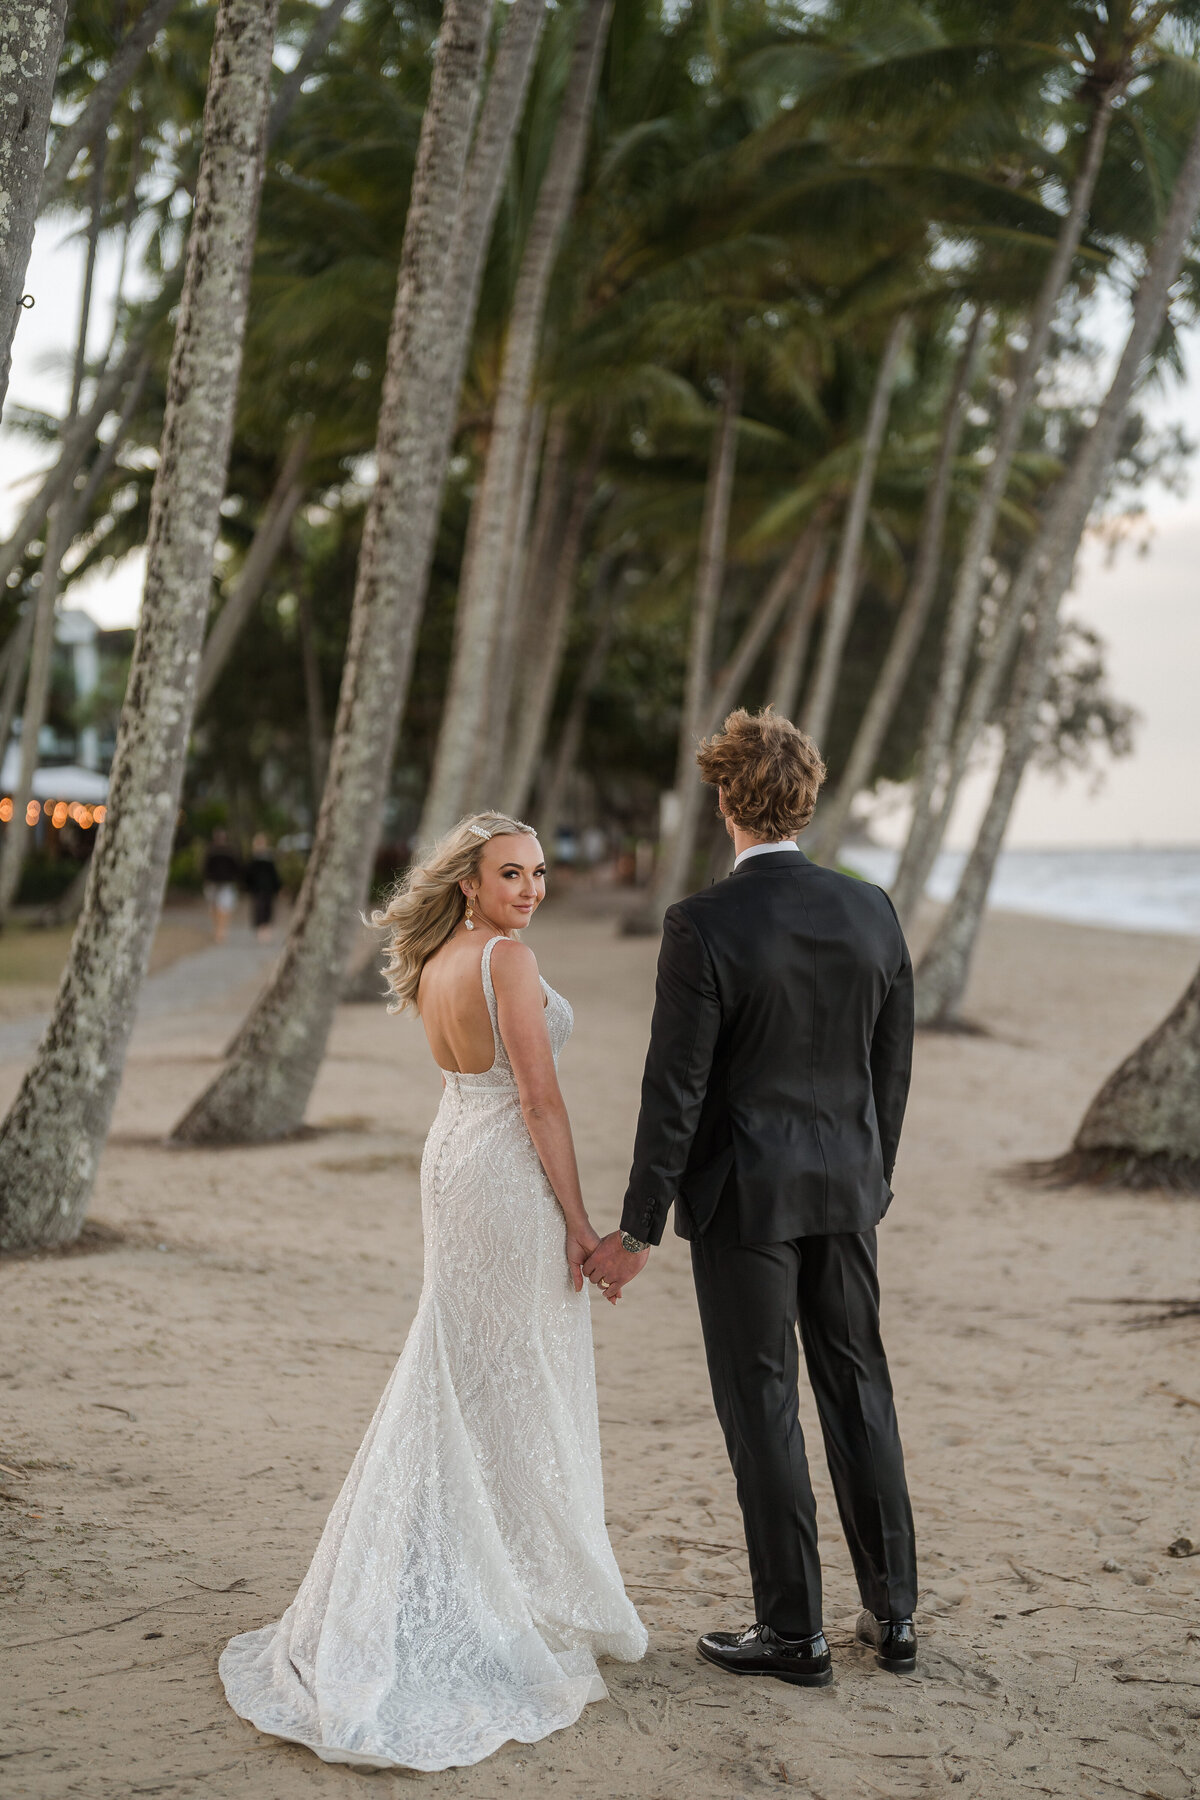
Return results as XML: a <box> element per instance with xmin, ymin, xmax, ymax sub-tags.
<box><xmin>696</xmin><ymin>707</ymin><xmax>826</xmax><ymax>839</ymax></box>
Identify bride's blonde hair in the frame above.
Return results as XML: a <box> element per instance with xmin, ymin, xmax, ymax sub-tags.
<box><xmin>371</xmin><ymin>811</ymin><xmax>536</xmax><ymax>1012</ymax></box>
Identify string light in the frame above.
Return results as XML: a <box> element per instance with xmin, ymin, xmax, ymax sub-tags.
<box><xmin>0</xmin><ymin>797</ymin><xmax>104</xmax><ymax>826</ymax></box>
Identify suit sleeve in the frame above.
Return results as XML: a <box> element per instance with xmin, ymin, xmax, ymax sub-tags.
<box><xmin>870</xmin><ymin>895</ymin><xmax>914</xmax><ymax>1183</ymax></box>
<box><xmin>620</xmin><ymin>904</ymin><xmax>722</xmax><ymax>1246</ymax></box>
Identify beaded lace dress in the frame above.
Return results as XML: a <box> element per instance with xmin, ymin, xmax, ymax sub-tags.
<box><xmin>219</xmin><ymin>933</ymin><xmax>647</xmax><ymax>1770</ymax></box>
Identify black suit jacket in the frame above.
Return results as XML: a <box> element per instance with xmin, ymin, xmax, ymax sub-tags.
<box><xmin>620</xmin><ymin>849</ymin><xmax>914</xmax><ymax>1246</ymax></box>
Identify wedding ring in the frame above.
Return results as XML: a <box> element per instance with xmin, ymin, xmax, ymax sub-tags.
<box><xmin>599</xmin><ymin>1278</ymin><xmax>610</xmax><ymax>1289</ymax></box>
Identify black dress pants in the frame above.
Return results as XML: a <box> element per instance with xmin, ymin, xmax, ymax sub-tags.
<box><xmin>690</xmin><ymin>1227</ymin><xmax>917</xmax><ymax>1639</ymax></box>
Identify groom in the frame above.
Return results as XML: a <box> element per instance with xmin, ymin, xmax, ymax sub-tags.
<box><xmin>584</xmin><ymin>706</ymin><xmax>918</xmax><ymax>1687</ymax></box>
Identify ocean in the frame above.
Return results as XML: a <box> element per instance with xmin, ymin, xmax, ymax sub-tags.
<box><xmin>845</xmin><ymin>845</ymin><xmax>1200</xmax><ymax>938</ymax></box>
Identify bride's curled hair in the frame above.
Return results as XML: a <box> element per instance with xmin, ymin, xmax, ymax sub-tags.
<box><xmin>371</xmin><ymin>811</ymin><xmax>535</xmax><ymax>1012</ymax></box>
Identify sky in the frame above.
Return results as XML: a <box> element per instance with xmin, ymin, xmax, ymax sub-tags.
<box><xmin>3</xmin><ymin>216</ymin><xmax>1199</xmax><ymax>849</ymax></box>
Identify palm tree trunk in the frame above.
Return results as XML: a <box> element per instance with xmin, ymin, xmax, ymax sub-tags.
<box><xmin>0</xmin><ymin>604</ymin><xmax>37</xmax><ymax>782</ymax></box>
<box><xmin>909</xmin><ymin>516</ymin><xmax>1048</xmax><ymax>887</ymax></box>
<box><xmin>0</xmin><ymin>334</ymin><xmax>150</xmax><ymax>591</ymax></box>
<box><xmin>0</xmin><ymin>0</ymin><xmax>280</xmax><ymax>1253</ymax></box>
<box><xmin>0</xmin><ymin>503</ymin><xmax>71</xmax><ymax>919</ymax></box>
<box><xmin>268</xmin><ymin>0</ymin><xmax>353</xmax><ymax>143</ymax></box>
<box><xmin>193</xmin><ymin>428</ymin><xmax>311</xmax><ymax>708</ymax></box>
<box><xmin>1045</xmin><ymin>958</ymin><xmax>1200</xmax><ymax>1189</ymax></box>
<box><xmin>469</xmin><ymin>399</ymin><xmax>546</xmax><ymax>798</ymax></box>
<box><xmin>914</xmin><ymin>112</ymin><xmax>1200</xmax><ymax>1030</ymax></box>
<box><xmin>0</xmin><ymin>0</ymin><xmax>70</xmax><ymax>417</ymax></box>
<box><xmin>501</xmin><ymin>433</ymin><xmax>603</xmax><ymax>816</ymax></box>
<box><xmin>806</xmin><ymin>309</ymin><xmax>984</xmax><ymax>863</ymax></box>
<box><xmin>892</xmin><ymin>94</ymin><xmax>1115</xmax><ymax>924</ymax></box>
<box><xmin>634</xmin><ymin>358</ymin><xmax>741</xmax><ymax>927</ymax></box>
<box><xmin>419</xmin><ymin>0</ymin><xmax>613</xmax><ymax>845</ymax></box>
<box><xmin>705</xmin><ymin>523</ymin><xmax>824</xmax><ymax>735</ymax></box>
<box><xmin>69</xmin><ymin>146</ymin><xmax>109</xmax><ymax>418</ymax></box>
<box><xmin>38</xmin><ymin>0</ymin><xmax>182</xmax><ymax>213</ymax></box>
<box><xmin>497</xmin><ymin>407</ymin><xmax>571</xmax><ymax>780</ymax></box>
<box><xmin>537</xmin><ymin>573</ymin><xmax>618</xmax><ymax>854</ymax></box>
<box><xmin>802</xmin><ymin>312</ymin><xmax>909</xmax><ymax>746</ymax></box>
<box><xmin>767</xmin><ymin>531</ymin><xmax>829</xmax><ymax>719</ymax></box>
<box><xmin>169</xmin><ymin>0</ymin><xmax>504</xmax><ymax>1149</ymax></box>
<box><xmin>296</xmin><ymin>583</ymin><xmax>328</xmax><ymax>809</ymax></box>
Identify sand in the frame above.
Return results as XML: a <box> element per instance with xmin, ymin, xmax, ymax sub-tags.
<box><xmin>2</xmin><ymin>900</ymin><xmax>1199</xmax><ymax>1800</ymax></box>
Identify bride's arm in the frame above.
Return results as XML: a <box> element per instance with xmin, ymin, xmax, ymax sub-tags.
<box><xmin>489</xmin><ymin>939</ymin><xmax>597</xmax><ymax>1290</ymax></box>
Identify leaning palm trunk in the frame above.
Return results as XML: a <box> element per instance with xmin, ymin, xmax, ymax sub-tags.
<box><xmin>913</xmin><ymin>114</ymin><xmax>1200</xmax><ymax>1031</ymax></box>
<box><xmin>706</xmin><ymin>525</ymin><xmax>824</xmax><ymax>736</ymax></box>
<box><xmin>38</xmin><ymin>0</ymin><xmax>182</xmax><ymax>212</ymax></box>
<box><xmin>268</xmin><ymin>0</ymin><xmax>355</xmax><ymax>142</ymax></box>
<box><xmin>803</xmin><ymin>312</ymin><xmax>910</xmax><ymax>745</ymax></box>
<box><xmin>633</xmin><ymin>360</ymin><xmax>742</xmax><ymax>928</ymax></box>
<box><xmin>0</xmin><ymin>0</ymin><xmax>70</xmax><ymax>416</ymax></box>
<box><xmin>471</xmin><ymin>399</ymin><xmax>547</xmax><ymax>790</ymax></box>
<box><xmin>537</xmin><ymin>573</ymin><xmax>619</xmax><ymax>854</ymax></box>
<box><xmin>193</xmin><ymin>429</ymin><xmax>311</xmax><ymax>707</ymax></box>
<box><xmin>0</xmin><ymin>503</ymin><xmax>72</xmax><ymax>919</ymax></box>
<box><xmin>0</xmin><ymin>0</ymin><xmax>280</xmax><ymax>1253</ymax></box>
<box><xmin>0</xmin><ymin>604</ymin><xmax>37</xmax><ymax>781</ymax></box>
<box><xmin>767</xmin><ymin>532</ymin><xmax>829</xmax><ymax>718</ymax></box>
<box><xmin>1040</xmin><ymin>959</ymin><xmax>1200</xmax><ymax>1190</ymax></box>
<box><xmin>0</xmin><ymin>333</ymin><xmax>150</xmax><ymax>592</ymax></box>
<box><xmin>419</xmin><ymin>0</ymin><xmax>614</xmax><ymax>845</ymax></box>
<box><xmin>892</xmin><ymin>94</ymin><xmax>1116</xmax><ymax>925</ymax></box>
<box><xmin>169</xmin><ymin>0</ymin><xmax>507</xmax><ymax>1149</ymax></box>
<box><xmin>501</xmin><ymin>437</ymin><xmax>602</xmax><ymax>816</ymax></box>
<box><xmin>806</xmin><ymin>309</ymin><xmax>983</xmax><ymax>864</ymax></box>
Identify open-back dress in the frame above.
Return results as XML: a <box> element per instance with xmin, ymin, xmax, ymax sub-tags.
<box><xmin>219</xmin><ymin>932</ymin><xmax>646</xmax><ymax>1770</ymax></box>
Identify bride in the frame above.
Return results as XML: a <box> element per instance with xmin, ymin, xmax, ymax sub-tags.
<box><xmin>219</xmin><ymin>812</ymin><xmax>647</xmax><ymax>1770</ymax></box>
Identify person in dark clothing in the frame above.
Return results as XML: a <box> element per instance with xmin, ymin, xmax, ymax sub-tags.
<box><xmin>202</xmin><ymin>829</ymin><xmax>243</xmax><ymax>945</ymax></box>
<box><xmin>244</xmin><ymin>833</ymin><xmax>283</xmax><ymax>941</ymax></box>
<box><xmin>584</xmin><ymin>706</ymin><xmax>918</xmax><ymax>1689</ymax></box>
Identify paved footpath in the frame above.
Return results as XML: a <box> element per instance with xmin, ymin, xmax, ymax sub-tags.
<box><xmin>0</xmin><ymin>924</ymin><xmax>281</xmax><ymax>1064</ymax></box>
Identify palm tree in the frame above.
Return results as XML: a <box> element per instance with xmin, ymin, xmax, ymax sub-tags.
<box><xmin>804</xmin><ymin>305</ymin><xmax>984</xmax><ymax>862</ymax></box>
<box><xmin>892</xmin><ymin>3</ymin><xmax>1181</xmax><ymax>925</ymax></box>
<box><xmin>635</xmin><ymin>356</ymin><xmax>742</xmax><ymax>926</ymax></box>
<box><xmin>38</xmin><ymin>0</ymin><xmax>182</xmax><ymax>213</ymax></box>
<box><xmin>419</xmin><ymin>0</ymin><xmax>615</xmax><ymax>846</ymax></box>
<box><xmin>766</xmin><ymin>535</ymin><xmax>829</xmax><ymax>719</ymax></box>
<box><xmin>914</xmin><ymin>106</ymin><xmax>1200</xmax><ymax>1030</ymax></box>
<box><xmin>1042</xmin><ymin>958</ymin><xmax>1200</xmax><ymax>1190</ymax></box>
<box><xmin>0</xmin><ymin>0</ymin><xmax>70</xmax><ymax>415</ymax></box>
<box><xmin>802</xmin><ymin>311</ymin><xmax>910</xmax><ymax>746</ymax></box>
<box><xmin>170</xmin><ymin>0</ymin><xmax>531</xmax><ymax>1147</ymax></box>
<box><xmin>0</xmin><ymin>0</ymin><xmax>280</xmax><ymax>1253</ymax></box>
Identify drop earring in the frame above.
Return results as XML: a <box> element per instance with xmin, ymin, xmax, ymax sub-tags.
<box><xmin>464</xmin><ymin>895</ymin><xmax>475</xmax><ymax>931</ymax></box>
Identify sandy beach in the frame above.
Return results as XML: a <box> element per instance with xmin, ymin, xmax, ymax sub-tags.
<box><xmin>2</xmin><ymin>900</ymin><xmax>1199</xmax><ymax>1800</ymax></box>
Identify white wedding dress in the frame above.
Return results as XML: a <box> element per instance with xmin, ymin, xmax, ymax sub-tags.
<box><xmin>219</xmin><ymin>933</ymin><xmax>646</xmax><ymax>1771</ymax></box>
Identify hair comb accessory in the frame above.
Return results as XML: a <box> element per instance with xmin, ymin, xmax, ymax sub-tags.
<box><xmin>467</xmin><ymin>823</ymin><xmax>491</xmax><ymax>840</ymax></box>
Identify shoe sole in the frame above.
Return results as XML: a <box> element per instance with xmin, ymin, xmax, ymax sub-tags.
<box><xmin>697</xmin><ymin>1641</ymin><xmax>833</xmax><ymax>1688</ymax></box>
<box><xmin>858</xmin><ymin>1642</ymin><xmax>917</xmax><ymax>1674</ymax></box>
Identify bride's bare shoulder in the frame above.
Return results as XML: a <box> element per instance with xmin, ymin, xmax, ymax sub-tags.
<box><xmin>487</xmin><ymin>936</ymin><xmax>539</xmax><ymax>987</ymax></box>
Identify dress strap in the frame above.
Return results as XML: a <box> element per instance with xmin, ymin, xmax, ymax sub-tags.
<box><xmin>479</xmin><ymin>933</ymin><xmax>504</xmax><ymax>1034</ymax></box>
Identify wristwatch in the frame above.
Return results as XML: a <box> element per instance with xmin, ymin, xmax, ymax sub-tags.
<box><xmin>620</xmin><ymin>1231</ymin><xmax>650</xmax><ymax>1254</ymax></box>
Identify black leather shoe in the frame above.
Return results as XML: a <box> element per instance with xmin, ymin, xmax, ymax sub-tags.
<box><xmin>855</xmin><ymin>1610</ymin><xmax>917</xmax><ymax>1672</ymax></box>
<box><xmin>698</xmin><ymin>1622</ymin><xmax>832</xmax><ymax>1687</ymax></box>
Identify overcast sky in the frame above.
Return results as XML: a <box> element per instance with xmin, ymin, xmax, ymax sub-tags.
<box><xmin>3</xmin><ymin>216</ymin><xmax>1198</xmax><ymax>849</ymax></box>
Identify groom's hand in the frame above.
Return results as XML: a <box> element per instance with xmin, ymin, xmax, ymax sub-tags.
<box><xmin>583</xmin><ymin>1232</ymin><xmax>650</xmax><ymax>1304</ymax></box>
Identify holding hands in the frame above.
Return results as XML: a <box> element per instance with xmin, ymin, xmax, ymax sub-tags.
<box><xmin>582</xmin><ymin>1231</ymin><xmax>650</xmax><ymax>1305</ymax></box>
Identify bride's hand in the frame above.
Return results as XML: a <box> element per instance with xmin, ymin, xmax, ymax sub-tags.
<box><xmin>565</xmin><ymin>1218</ymin><xmax>600</xmax><ymax>1293</ymax></box>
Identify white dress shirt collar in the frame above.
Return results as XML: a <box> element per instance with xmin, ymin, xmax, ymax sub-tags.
<box><xmin>733</xmin><ymin>839</ymin><xmax>801</xmax><ymax>870</ymax></box>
